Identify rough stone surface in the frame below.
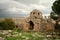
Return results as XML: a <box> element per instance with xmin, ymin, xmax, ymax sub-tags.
<box><xmin>12</xmin><ymin>9</ymin><xmax>55</xmax><ymax>31</ymax></box>
<box><xmin>0</xmin><ymin>37</ymin><xmax>4</xmax><ymax>40</ymax></box>
<box><xmin>23</xmin><ymin>9</ymin><xmax>43</xmax><ymax>31</ymax></box>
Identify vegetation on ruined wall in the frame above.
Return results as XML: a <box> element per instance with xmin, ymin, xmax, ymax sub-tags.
<box><xmin>0</xmin><ymin>18</ymin><xmax>16</xmax><ymax>30</ymax></box>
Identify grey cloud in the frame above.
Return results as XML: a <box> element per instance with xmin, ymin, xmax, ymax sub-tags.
<box><xmin>0</xmin><ymin>9</ymin><xmax>28</xmax><ymax>18</ymax></box>
<box><xmin>0</xmin><ymin>0</ymin><xmax>28</xmax><ymax>18</ymax></box>
<box><xmin>0</xmin><ymin>0</ymin><xmax>55</xmax><ymax>18</ymax></box>
<box><xmin>14</xmin><ymin>0</ymin><xmax>39</xmax><ymax>4</ymax></box>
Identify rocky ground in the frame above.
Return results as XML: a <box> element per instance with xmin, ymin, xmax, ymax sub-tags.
<box><xmin>0</xmin><ymin>30</ymin><xmax>60</xmax><ymax>40</ymax></box>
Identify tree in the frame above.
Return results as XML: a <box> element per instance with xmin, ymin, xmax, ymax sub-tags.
<box><xmin>51</xmin><ymin>0</ymin><xmax>60</xmax><ymax>35</ymax></box>
<box><xmin>52</xmin><ymin>0</ymin><xmax>60</xmax><ymax>15</ymax></box>
<box><xmin>51</xmin><ymin>0</ymin><xmax>60</xmax><ymax>20</ymax></box>
<box><xmin>50</xmin><ymin>12</ymin><xmax>59</xmax><ymax>20</ymax></box>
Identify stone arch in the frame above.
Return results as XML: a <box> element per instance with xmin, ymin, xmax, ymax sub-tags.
<box><xmin>29</xmin><ymin>21</ymin><xmax>34</xmax><ymax>30</ymax></box>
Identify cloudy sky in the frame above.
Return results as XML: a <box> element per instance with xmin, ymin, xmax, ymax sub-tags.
<box><xmin>0</xmin><ymin>0</ymin><xmax>55</xmax><ymax>18</ymax></box>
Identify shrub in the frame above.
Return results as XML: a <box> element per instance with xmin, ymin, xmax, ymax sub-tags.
<box><xmin>0</xmin><ymin>18</ymin><xmax>16</xmax><ymax>30</ymax></box>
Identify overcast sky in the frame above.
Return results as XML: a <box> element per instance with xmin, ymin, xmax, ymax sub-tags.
<box><xmin>0</xmin><ymin>0</ymin><xmax>55</xmax><ymax>18</ymax></box>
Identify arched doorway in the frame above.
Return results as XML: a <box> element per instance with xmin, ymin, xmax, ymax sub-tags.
<box><xmin>29</xmin><ymin>21</ymin><xmax>34</xmax><ymax>30</ymax></box>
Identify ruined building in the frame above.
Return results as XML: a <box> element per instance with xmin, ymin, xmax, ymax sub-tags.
<box><xmin>23</xmin><ymin>9</ymin><xmax>43</xmax><ymax>31</ymax></box>
<box><xmin>12</xmin><ymin>9</ymin><xmax>55</xmax><ymax>32</ymax></box>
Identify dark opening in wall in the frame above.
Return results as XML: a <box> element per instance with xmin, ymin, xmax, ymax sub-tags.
<box><xmin>29</xmin><ymin>21</ymin><xmax>34</xmax><ymax>30</ymax></box>
<box><xmin>33</xmin><ymin>12</ymin><xmax>35</xmax><ymax>14</ymax></box>
<box><xmin>38</xmin><ymin>13</ymin><xmax>40</xmax><ymax>15</ymax></box>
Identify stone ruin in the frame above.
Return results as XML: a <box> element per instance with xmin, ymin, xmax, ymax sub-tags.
<box><xmin>23</xmin><ymin>9</ymin><xmax>43</xmax><ymax>31</ymax></box>
<box><xmin>12</xmin><ymin>9</ymin><xmax>55</xmax><ymax>32</ymax></box>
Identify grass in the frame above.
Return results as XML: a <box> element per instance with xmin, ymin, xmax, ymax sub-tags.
<box><xmin>0</xmin><ymin>29</ymin><xmax>60</xmax><ymax>40</ymax></box>
<box><xmin>5</xmin><ymin>31</ymin><xmax>46</xmax><ymax>40</ymax></box>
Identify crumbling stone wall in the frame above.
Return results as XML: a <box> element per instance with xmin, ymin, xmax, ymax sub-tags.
<box><xmin>12</xmin><ymin>9</ymin><xmax>55</xmax><ymax>32</ymax></box>
<box><xmin>23</xmin><ymin>9</ymin><xmax>43</xmax><ymax>31</ymax></box>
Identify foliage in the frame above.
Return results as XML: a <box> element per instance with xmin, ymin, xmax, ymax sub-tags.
<box><xmin>51</xmin><ymin>0</ymin><xmax>60</xmax><ymax>35</ymax></box>
<box><xmin>0</xmin><ymin>18</ymin><xmax>16</xmax><ymax>30</ymax></box>
<box><xmin>50</xmin><ymin>12</ymin><xmax>59</xmax><ymax>20</ymax></box>
<box><xmin>52</xmin><ymin>0</ymin><xmax>60</xmax><ymax>15</ymax></box>
<box><xmin>51</xmin><ymin>0</ymin><xmax>60</xmax><ymax>20</ymax></box>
